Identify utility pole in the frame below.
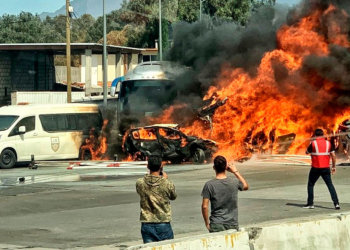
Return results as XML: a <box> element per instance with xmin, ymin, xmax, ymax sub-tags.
<box><xmin>159</xmin><ymin>0</ymin><xmax>162</xmax><ymax>61</ymax></box>
<box><xmin>103</xmin><ymin>0</ymin><xmax>108</xmax><ymax>106</ymax></box>
<box><xmin>66</xmin><ymin>0</ymin><xmax>72</xmax><ymax>103</ymax></box>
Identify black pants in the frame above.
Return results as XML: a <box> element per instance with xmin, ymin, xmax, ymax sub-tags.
<box><xmin>307</xmin><ymin>167</ymin><xmax>339</xmax><ymax>205</ymax></box>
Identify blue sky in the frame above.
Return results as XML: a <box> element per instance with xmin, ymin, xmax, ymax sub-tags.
<box><xmin>0</xmin><ymin>0</ymin><xmax>301</xmax><ymax>16</ymax></box>
<box><xmin>0</xmin><ymin>0</ymin><xmax>65</xmax><ymax>15</ymax></box>
<box><xmin>278</xmin><ymin>0</ymin><xmax>300</xmax><ymax>6</ymax></box>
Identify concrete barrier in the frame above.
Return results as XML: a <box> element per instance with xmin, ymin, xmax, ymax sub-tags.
<box><xmin>126</xmin><ymin>230</ymin><xmax>250</xmax><ymax>250</ymax></box>
<box><xmin>126</xmin><ymin>213</ymin><xmax>350</xmax><ymax>250</ymax></box>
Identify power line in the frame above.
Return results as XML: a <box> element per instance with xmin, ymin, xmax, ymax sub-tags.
<box><xmin>71</xmin><ymin>11</ymin><xmax>97</xmax><ymax>41</ymax></box>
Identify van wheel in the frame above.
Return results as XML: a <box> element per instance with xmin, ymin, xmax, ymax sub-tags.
<box><xmin>0</xmin><ymin>149</ymin><xmax>16</xmax><ymax>169</ymax></box>
<box><xmin>192</xmin><ymin>148</ymin><xmax>205</xmax><ymax>165</ymax></box>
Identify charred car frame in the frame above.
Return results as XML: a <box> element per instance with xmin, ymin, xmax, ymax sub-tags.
<box><xmin>123</xmin><ymin>124</ymin><xmax>217</xmax><ymax>164</ymax></box>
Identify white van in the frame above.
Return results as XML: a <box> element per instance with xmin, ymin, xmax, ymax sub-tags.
<box><xmin>0</xmin><ymin>103</ymin><xmax>102</xmax><ymax>169</ymax></box>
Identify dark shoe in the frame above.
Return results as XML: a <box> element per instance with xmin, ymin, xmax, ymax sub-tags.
<box><xmin>335</xmin><ymin>204</ymin><xmax>340</xmax><ymax>210</ymax></box>
<box><xmin>302</xmin><ymin>204</ymin><xmax>314</xmax><ymax>209</ymax></box>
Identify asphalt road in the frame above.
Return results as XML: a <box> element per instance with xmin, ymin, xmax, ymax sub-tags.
<box><xmin>1</xmin><ymin>160</ymin><xmax>350</xmax><ymax>249</ymax></box>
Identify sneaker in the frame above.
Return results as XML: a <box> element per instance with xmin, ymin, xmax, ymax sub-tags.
<box><xmin>302</xmin><ymin>204</ymin><xmax>314</xmax><ymax>209</ymax></box>
<box><xmin>335</xmin><ymin>204</ymin><xmax>341</xmax><ymax>210</ymax></box>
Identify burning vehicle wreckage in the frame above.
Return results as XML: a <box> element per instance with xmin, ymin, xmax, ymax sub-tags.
<box><xmin>78</xmin><ymin>94</ymin><xmax>227</xmax><ymax>164</ymax></box>
<box><xmin>78</xmin><ymin>93</ymin><xmax>300</xmax><ymax>164</ymax></box>
<box><xmin>123</xmin><ymin>124</ymin><xmax>217</xmax><ymax>164</ymax></box>
<box><xmin>122</xmin><ymin>94</ymin><xmax>228</xmax><ymax>164</ymax></box>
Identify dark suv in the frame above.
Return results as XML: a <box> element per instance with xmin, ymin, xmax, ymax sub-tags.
<box><xmin>123</xmin><ymin>124</ymin><xmax>217</xmax><ymax>164</ymax></box>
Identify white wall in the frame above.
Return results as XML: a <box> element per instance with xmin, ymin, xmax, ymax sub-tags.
<box><xmin>81</xmin><ymin>53</ymin><xmax>134</xmax><ymax>88</ymax></box>
<box><xmin>11</xmin><ymin>92</ymin><xmax>86</xmax><ymax>105</ymax></box>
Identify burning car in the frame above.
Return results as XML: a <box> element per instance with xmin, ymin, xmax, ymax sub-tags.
<box><xmin>123</xmin><ymin>124</ymin><xmax>217</xmax><ymax>164</ymax></box>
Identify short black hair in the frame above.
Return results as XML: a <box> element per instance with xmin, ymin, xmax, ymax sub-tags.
<box><xmin>148</xmin><ymin>155</ymin><xmax>162</xmax><ymax>172</ymax></box>
<box><xmin>213</xmin><ymin>155</ymin><xmax>227</xmax><ymax>173</ymax></box>
<box><xmin>314</xmin><ymin>128</ymin><xmax>324</xmax><ymax>137</ymax></box>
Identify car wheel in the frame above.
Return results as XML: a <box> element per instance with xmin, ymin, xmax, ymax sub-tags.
<box><xmin>0</xmin><ymin>149</ymin><xmax>16</xmax><ymax>169</ymax></box>
<box><xmin>192</xmin><ymin>148</ymin><xmax>205</xmax><ymax>164</ymax></box>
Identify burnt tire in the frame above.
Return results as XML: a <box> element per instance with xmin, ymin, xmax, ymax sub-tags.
<box><xmin>192</xmin><ymin>148</ymin><xmax>205</xmax><ymax>165</ymax></box>
<box><xmin>0</xmin><ymin>149</ymin><xmax>16</xmax><ymax>169</ymax></box>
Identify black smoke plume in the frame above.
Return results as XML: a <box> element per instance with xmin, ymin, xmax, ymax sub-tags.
<box><xmin>166</xmin><ymin>5</ymin><xmax>289</xmax><ymax>99</ymax></box>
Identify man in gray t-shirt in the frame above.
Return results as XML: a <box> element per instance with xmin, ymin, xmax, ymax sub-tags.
<box><xmin>201</xmin><ymin>155</ymin><xmax>249</xmax><ymax>232</ymax></box>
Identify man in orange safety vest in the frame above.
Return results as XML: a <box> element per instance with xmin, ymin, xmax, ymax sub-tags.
<box><xmin>303</xmin><ymin>128</ymin><xmax>340</xmax><ymax>210</ymax></box>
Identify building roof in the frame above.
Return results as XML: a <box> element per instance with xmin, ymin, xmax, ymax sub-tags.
<box><xmin>0</xmin><ymin>103</ymin><xmax>99</xmax><ymax>115</ymax></box>
<box><xmin>0</xmin><ymin>43</ymin><xmax>144</xmax><ymax>55</ymax></box>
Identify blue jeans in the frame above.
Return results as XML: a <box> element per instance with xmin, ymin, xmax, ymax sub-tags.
<box><xmin>141</xmin><ymin>222</ymin><xmax>174</xmax><ymax>244</ymax></box>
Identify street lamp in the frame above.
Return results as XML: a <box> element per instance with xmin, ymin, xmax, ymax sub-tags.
<box><xmin>159</xmin><ymin>0</ymin><xmax>162</xmax><ymax>61</ymax></box>
<box><xmin>103</xmin><ymin>0</ymin><xmax>108</xmax><ymax>106</ymax></box>
<box><xmin>66</xmin><ymin>0</ymin><xmax>72</xmax><ymax>103</ymax></box>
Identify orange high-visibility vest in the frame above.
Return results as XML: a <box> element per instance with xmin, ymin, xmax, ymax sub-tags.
<box><xmin>310</xmin><ymin>138</ymin><xmax>331</xmax><ymax>168</ymax></box>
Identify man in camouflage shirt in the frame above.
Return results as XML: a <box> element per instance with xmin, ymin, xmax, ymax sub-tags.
<box><xmin>136</xmin><ymin>155</ymin><xmax>177</xmax><ymax>243</ymax></box>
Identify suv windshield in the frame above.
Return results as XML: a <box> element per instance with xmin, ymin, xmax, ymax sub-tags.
<box><xmin>0</xmin><ymin>115</ymin><xmax>19</xmax><ymax>131</ymax></box>
<box><xmin>119</xmin><ymin>80</ymin><xmax>177</xmax><ymax>114</ymax></box>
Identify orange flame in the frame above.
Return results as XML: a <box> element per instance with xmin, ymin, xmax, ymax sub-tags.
<box><xmin>153</xmin><ymin>4</ymin><xmax>350</xmax><ymax>161</ymax></box>
<box><xmin>133</xmin><ymin>128</ymin><xmax>157</xmax><ymax>140</ymax></box>
<box><xmin>80</xmin><ymin>119</ymin><xmax>109</xmax><ymax>160</ymax></box>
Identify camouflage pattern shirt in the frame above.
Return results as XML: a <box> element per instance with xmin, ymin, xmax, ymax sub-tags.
<box><xmin>136</xmin><ymin>174</ymin><xmax>177</xmax><ymax>223</ymax></box>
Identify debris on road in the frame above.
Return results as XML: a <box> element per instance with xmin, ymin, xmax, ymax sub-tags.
<box><xmin>66</xmin><ymin>161</ymin><xmax>148</xmax><ymax>170</ymax></box>
<box><xmin>31</xmin><ymin>160</ymin><xmax>147</xmax><ymax>170</ymax></box>
<box><xmin>256</xmin><ymin>154</ymin><xmax>310</xmax><ymax>166</ymax></box>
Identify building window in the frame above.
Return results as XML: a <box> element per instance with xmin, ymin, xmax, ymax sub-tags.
<box><xmin>143</xmin><ymin>55</ymin><xmax>151</xmax><ymax>62</ymax></box>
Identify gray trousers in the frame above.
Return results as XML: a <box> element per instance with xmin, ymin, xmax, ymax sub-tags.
<box><xmin>209</xmin><ymin>223</ymin><xmax>239</xmax><ymax>233</ymax></box>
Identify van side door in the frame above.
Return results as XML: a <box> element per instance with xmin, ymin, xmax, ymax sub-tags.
<box><xmin>8</xmin><ymin>116</ymin><xmax>41</xmax><ymax>161</ymax></box>
<box><xmin>38</xmin><ymin>114</ymin><xmax>81</xmax><ymax>160</ymax></box>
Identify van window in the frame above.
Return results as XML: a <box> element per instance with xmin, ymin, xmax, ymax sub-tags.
<box><xmin>67</xmin><ymin>114</ymin><xmax>77</xmax><ymax>130</ymax></box>
<box><xmin>0</xmin><ymin>115</ymin><xmax>19</xmax><ymax>131</ymax></box>
<box><xmin>40</xmin><ymin>114</ymin><xmax>75</xmax><ymax>132</ymax></box>
<box><xmin>40</xmin><ymin>115</ymin><xmax>58</xmax><ymax>131</ymax></box>
<box><xmin>40</xmin><ymin>113</ymin><xmax>100</xmax><ymax>132</ymax></box>
<box><xmin>9</xmin><ymin>116</ymin><xmax>35</xmax><ymax>136</ymax></box>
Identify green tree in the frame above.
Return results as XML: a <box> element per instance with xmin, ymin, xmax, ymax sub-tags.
<box><xmin>118</xmin><ymin>0</ymin><xmax>172</xmax><ymax>51</ymax></box>
<box><xmin>176</xmin><ymin>0</ymin><xmax>275</xmax><ymax>25</ymax></box>
<box><xmin>89</xmin><ymin>10</ymin><xmax>125</xmax><ymax>43</ymax></box>
<box><xmin>177</xmin><ymin>0</ymin><xmax>200</xmax><ymax>23</ymax></box>
<box><xmin>0</xmin><ymin>12</ymin><xmax>64</xmax><ymax>43</ymax></box>
<box><xmin>0</xmin><ymin>0</ymin><xmax>276</xmax><ymax>49</ymax></box>
<box><xmin>204</xmin><ymin>0</ymin><xmax>275</xmax><ymax>25</ymax></box>
<box><xmin>71</xmin><ymin>14</ymin><xmax>96</xmax><ymax>42</ymax></box>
